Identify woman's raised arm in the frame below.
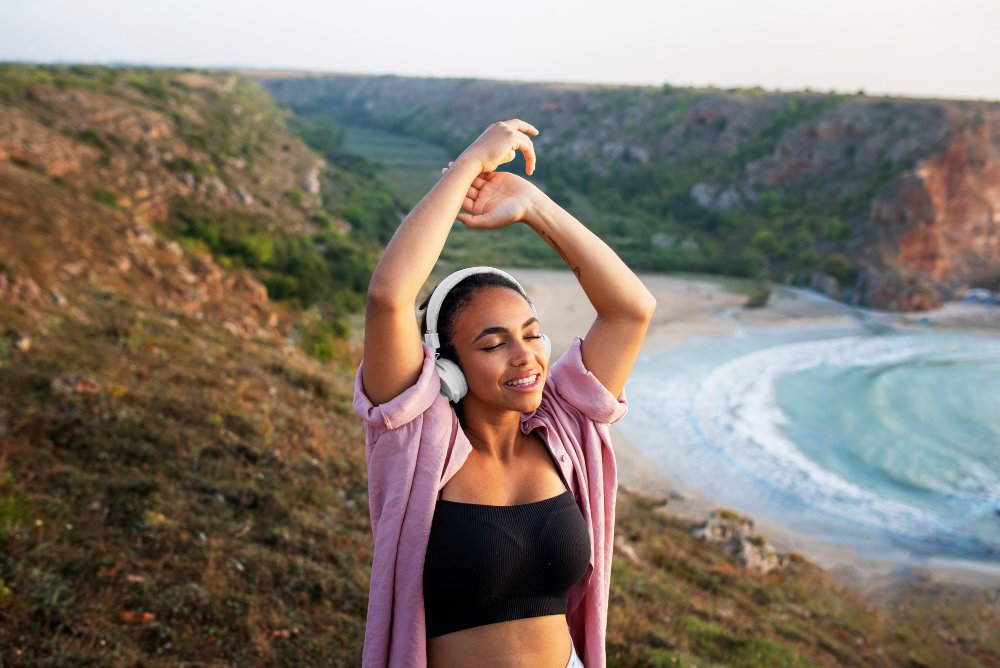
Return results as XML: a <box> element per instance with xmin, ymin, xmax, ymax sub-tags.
<box><xmin>362</xmin><ymin>120</ymin><xmax>539</xmax><ymax>405</ymax></box>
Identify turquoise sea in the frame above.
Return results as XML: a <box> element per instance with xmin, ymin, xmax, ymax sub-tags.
<box><xmin>620</xmin><ymin>305</ymin><xmax>1000</xmax><ymax>565</ymax></box>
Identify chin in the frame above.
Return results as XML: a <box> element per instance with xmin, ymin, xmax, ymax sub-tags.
<box><xmin>511</xmin><ymin>391</ymin><xmax>544</xmax><ymax>414</ymax></box>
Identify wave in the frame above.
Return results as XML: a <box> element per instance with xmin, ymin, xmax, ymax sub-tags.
<box><xmin>635</xmin><ymin>329</ymin><xmax>1000</xmax><ymax>556</ymax></box>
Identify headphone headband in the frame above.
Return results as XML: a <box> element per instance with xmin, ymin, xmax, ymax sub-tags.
<box><xmin>421</xmin><ymin>267</ymin><xmax>535</xmax><ymax>349</ymax></box>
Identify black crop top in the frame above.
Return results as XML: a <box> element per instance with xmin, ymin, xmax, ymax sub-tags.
<box><xmin>422</xmin><ymin>448</ymin><xmax>592</xmax><ymax>638</ymax></box>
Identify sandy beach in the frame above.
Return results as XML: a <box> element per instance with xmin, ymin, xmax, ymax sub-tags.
<box><xmin>508</xmin><ymin>268</ymin><xmax>1000</xmax><ymax>595</ymax></box>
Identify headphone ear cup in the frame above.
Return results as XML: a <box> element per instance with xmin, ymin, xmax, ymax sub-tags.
<box><xmin>435</xmin><ymin>358</ymin><xmax>468</xmax><ymax>403</ymax></box>
<box><xmin>541</xmin><ymin>333</ymin><xmax>552</xmax><ymax>358</ymax></box>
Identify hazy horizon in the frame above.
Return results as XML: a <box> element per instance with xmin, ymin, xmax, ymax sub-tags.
<box><xmin>2</xmin><ymin>0</ymin><xmax>999</xmax><ymax>102</ymax></box>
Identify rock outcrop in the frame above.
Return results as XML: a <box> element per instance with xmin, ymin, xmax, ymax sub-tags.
<box><xmin>692</xmin><ymin>509</ymin><xmax>787</xmax><ymax>575</ymax></box>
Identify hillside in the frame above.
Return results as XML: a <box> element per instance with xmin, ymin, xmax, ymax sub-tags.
<box><xmin>256</xmin><ymin>73</ymin><xmax>1000</xmax><ymax>311</ymax></box>
<box><xmin>2</xmin><ymin>64</ymin><xmax>999</xmax><ymax>666</ymax></box>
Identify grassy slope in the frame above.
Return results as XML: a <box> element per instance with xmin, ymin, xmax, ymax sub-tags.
<box><xmin>1</xmin><ymin>66</ymin><xmax>999</xmax><ymax>666</ymax></box>
<box><xmin>3</xmin><ymin>270</ymin><xmax>998</xmax><ymax>666</ymax></box>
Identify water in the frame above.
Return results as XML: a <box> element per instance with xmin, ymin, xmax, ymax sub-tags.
<box><xmin>620</xmin><ymin>319</ymin><xmax>1000</xmax><ymax>564</ymax></box>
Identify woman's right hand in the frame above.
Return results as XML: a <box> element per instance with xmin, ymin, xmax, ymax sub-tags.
<box><xmin>457</xmin><ymin>119</ymin><xmax>539</xmax><ymax>175</ymax></box>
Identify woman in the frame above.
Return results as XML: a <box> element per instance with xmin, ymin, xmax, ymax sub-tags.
<box><xmin>353</xmin><ymin>119</ymin><xmax>655</xmax><ymax>667</ymax></box>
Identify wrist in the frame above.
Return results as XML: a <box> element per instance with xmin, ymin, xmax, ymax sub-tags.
<box><xmin>452</xmin><ymin>150</ymin><xmax>487</xmax><ymax>175</ymax></box>
<box><xmin>523</xmin><ymin>188</ymin><xmax>558</xmax><ymax>230</ymax></box>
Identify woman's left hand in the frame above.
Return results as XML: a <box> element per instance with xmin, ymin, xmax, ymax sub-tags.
<box><xmin>441</xmin><ymin>164</ymin><xmax>546</xmax><ymax>229</ymax></box>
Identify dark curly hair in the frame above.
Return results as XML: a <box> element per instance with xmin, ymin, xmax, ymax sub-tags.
<box><xmin>418</xmin><ymin>272</ymin><xmax>532</xmax><ymax>369</ymax></box>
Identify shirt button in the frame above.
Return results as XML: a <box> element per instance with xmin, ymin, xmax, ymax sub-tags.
<box><xmin>560</xmin><ymin>454</ymin><xmax>567</xmax><ymax>462</ymax></box>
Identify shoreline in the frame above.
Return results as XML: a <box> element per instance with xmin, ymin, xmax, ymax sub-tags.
<box><xmin>509</xmin><ymin>267</ymin><xmax>1000</xmax><ymax>596</ymax></box>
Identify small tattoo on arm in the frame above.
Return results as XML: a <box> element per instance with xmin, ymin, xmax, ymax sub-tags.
<box><xmin>573</xmin><ymin>266</ymin><xmax>581</xmax><ymax>279</ymax></box>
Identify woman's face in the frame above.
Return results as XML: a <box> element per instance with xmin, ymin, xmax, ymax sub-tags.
<box><xmin>449</xmin><ymin>286</ymin><xmax>548</xmax><ymax>414</ymax></box>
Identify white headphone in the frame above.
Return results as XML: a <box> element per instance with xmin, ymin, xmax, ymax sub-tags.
<box><xmin>419</xmin><ymin>267</ymin><xmax>552</xmax><ymax>403</ymax></box>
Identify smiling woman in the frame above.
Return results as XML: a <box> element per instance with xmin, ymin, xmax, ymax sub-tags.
<box><xmin>353</xmin><ymin>119</ymin><xmax>656</xmax><ymax>667</ymax></box>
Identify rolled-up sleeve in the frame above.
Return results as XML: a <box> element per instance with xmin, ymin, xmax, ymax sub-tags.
<box><xmin>547</xmin><ymin>337</ymin><xmax>628</xmax><ymax>424</ymax></box>
<box><xmin>353</xmin><ymin>344</ymin><xmax>442</xmax><ymax>439</ymax></box>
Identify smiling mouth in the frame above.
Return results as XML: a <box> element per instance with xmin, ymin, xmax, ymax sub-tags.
<box><xmin>505</xmin><ymin>374</ymin><xmax>539</xmax><ymax>388</ymax></box>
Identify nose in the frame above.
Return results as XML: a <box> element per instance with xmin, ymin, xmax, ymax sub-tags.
<box><xmin>510</xmin><ymin>337</ymin><xmax>534</xmax><ymax>366</ymax></box>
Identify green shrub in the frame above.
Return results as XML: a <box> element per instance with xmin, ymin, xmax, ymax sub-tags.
<box><xmin>312</xmin><ymin>212</ymin><xmax>334</xmax><ymax>229</ymax></box>
<box><xmin>77</xmin><ymin>128</ymin><xmax>107</xmax><ymax>149</ymax></box>
<box><xmin>287</xmin><ymin>187</ymin><xmax>306</xmax><ymax>208</ymax></box>
<box><xmin>91</xmin><ymin>188</ymin><xmax>118</xmax><ymax>207</ymax></box>
<box><xmin>820</xmin><ymin>253</ymin><xmax>857</xmax><ymax>283</ymax></box>
<box><xmin>797</xmin><ymin>248</ymin><xmax>822</xmax><ymax>271</ymax></box>
<box><xmin>300</xmin><ymin>318</ymin><xmax>349</xmax><ymax>362</ymax></box>
<box><xmin>732</xmin><ymin>248</ymin><xmax>769</xmax><ymax>278</ymax></box>
<box><xmin>234</xmin><ymin>233</ymin><xmax>274</xmax><ymax>268</ymax></box>
<box><xmin>744</xmin><ymin>281</ymin><xmax>773</xmax><ymax>308</ymax></box>
<box><xmin>819</xmin><ymin>217</ymin><xmax>851</xmax><ymax>241</ymax></box>
<box><xmin>750</xmin><ymin>229</ymin><xmax>779</xmax><ymax>255</ymax></box>
<box><xmin>0</xmin><ymin>478</ymin><xmax>32</xmax><ymax>542</ymax></box>
<box><xmin>127</xmin><ymin>74</ymin><xmax>171</xmax><ymax>100</ymax></box>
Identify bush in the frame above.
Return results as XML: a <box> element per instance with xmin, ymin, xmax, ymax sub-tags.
<box><xmin>744</xmin><ymin>281</ymin><xmax>773</xmax><ymax>308</ymax></box>
<box><xmin>820</xmin><ymin>253</ymin><xmax>857</xmax><ymax>283</ymax></box>
<box><xmin>819</xmin><ymin>217</ymin><xmax>851</xmax><ymax>241</ymax></box>
<box><xmin>312</xmin><ymin>212</ymin><xmax>334</xmax><ymax>230</ymax></box>
<box><xmin>797</xmin><ymin>248</ymin><xmax>822</xmax><ymax>271</ymax></box>
<box><xmin>300</xmin><ymin>318</ymin><xmax>349</xmax><ymax>362</ymax></box>
<box><xmin>750</xmin><ymin>229</ymin><xmax>779</xmax><ymax>255</ymax></box>
<box><xmin>91</xmin><ymin>188</ymin><xmax>118</xmax><ymax>207</ymax></box>
<box><xmin>286</xmin><ymin>187</ymin><xmax>306</xmax><ymax>208</ymax></box>
<box><xmin>732</xmin><ymin>248</ymin><xmax>769</xmax><ymax>278</ymax></box>
<box><xmin>234</xmin><ymin>234</ymin><xmax>274</xmax><ymax>268</ymax></box>
<box><xmin>0</xmin><ymin>489</ymin><xmax>32</xmax><ymax>542</ymax></box>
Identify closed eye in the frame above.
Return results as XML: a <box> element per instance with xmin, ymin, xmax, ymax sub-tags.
<box><xmin>481</xmin><ymin>335</ymin><xmax>540</xmax><ymax>351</ymax></box>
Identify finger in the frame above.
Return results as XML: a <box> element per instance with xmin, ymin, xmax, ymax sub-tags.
<box><xmin>467</xmin><ymin>185</ymin><xmax>479</xmax><ymax>199</ymax></box>
<box><xmin>472</xmin><ymin>176</ymin><xmax>488</xmax><ymax>189</ymax></box>
<box><xmin>504</xmin><ymin>119</ymin><xmax>540</xmax><ymax>136</ymax></box>
<box><xmin>463</xmin><ymin>196</ymin><xmax>476</xmax><ymax>212</ymax></box>
<box><xmin>517</xmin><ymin>135</ymin><xmax>536</xmax><ymax>175</ymax></box>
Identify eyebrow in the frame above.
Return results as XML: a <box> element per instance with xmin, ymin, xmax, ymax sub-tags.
<box><xmin>473</xmin><ymin>317</ymin><xmax>539</xmax><ymax>343</ymax></box>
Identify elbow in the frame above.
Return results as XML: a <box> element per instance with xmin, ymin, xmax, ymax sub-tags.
<box><xmin>629</xmin><ymin>288</ymin><xmax>657</xmax><ymax>324</ymax></box>
<box><xmin>366</xmin><ymin>282</ymin><xmax>411</xmax><ymax>314</ymax></box>
<box><xmin>604</xmin><ymin>290</ymin><xmax>655</xmax><ymax>326</ymax></box>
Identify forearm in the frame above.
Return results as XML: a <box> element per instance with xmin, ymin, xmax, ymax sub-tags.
<box><xmin>367</xmin><ymin>157</ymin><xmax>482</xmax><ymax>306</ymax></box>
<box><xmin>525</xmin><ymin>195</ymin><xmax>655</xmax><ymax>322</ymax></box>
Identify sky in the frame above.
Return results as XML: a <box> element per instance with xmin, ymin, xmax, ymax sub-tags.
<box><xmin>2</xmin><ymin>0</ymin><xmax>999</xmax><ymax>101</ymax></box>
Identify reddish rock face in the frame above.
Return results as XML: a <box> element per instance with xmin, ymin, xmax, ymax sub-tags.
<box><xmin>865</xmin><ymin>109</ymin><xmax>1000</xmax><ymax>309</ymax></box>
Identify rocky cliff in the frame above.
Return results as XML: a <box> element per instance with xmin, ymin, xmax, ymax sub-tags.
<box><xmin>256</xmin><ymin>73</ymin><xmax>1000</xmax><ymax>310</ymax></box>
<box><xmin>0</xmin><ymin>66</ymin><xmax>394</xmax><ymax>341</ymax></box>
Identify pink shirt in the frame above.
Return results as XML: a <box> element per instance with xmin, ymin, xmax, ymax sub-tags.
<box><xmin>353</xmin><ymin>337</ymin><xmax>627</xmax><ymax>667</ymax></box>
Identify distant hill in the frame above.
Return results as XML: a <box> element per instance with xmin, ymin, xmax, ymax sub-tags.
<box><xmin>256</xmin><ymin>73</ymin><xmax>1000</xmax><ymax>311</ymax></box>
<box><xmin>2</xmin><ymin>64</ymin><xmax>999</xmax><ymax>665</ymax></box>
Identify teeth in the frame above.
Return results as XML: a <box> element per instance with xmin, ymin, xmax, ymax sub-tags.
<box><xmin>506</xmin><ymin>375</ymin><xmax>537</xmax><ymax>387</ymax></box>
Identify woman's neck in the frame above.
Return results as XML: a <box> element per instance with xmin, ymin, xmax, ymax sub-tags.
<box><xmin>459</xmin><ymin>403</ymin><xmax>525</xmax><ymax>462</ymax></box>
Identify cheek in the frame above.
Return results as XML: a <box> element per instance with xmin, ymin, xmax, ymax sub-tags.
<box><xmin>461</xmin><ymin>355</ymin><xmax>503</xmax><ymax>389</ymax></box>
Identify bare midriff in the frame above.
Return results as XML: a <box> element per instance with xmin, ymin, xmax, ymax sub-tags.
<box><xmin>426</xmin><ymin>614</ymin><xmax>571</xmax><ymax>667</ymax></box>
